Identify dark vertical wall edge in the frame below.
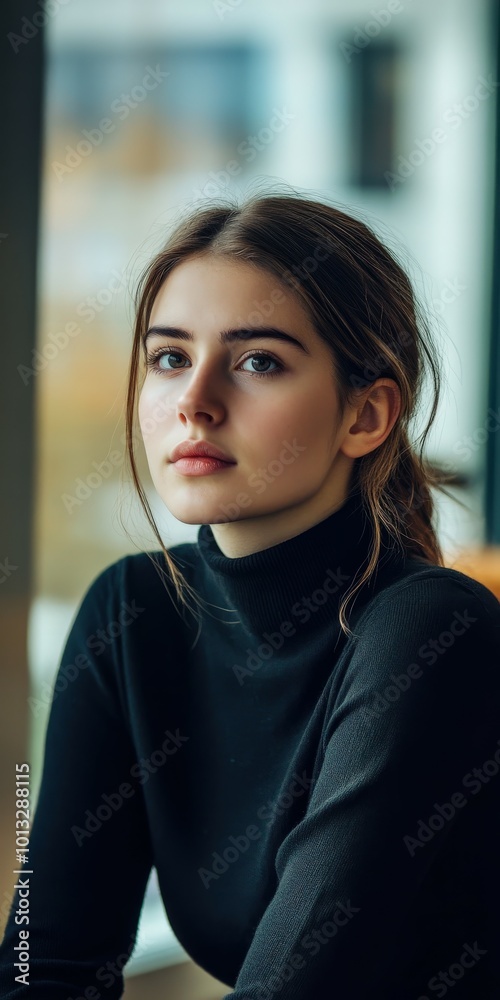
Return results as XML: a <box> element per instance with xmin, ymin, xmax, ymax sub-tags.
<box><xmin>0</xmin><ymin>1</ymin><xmax>44</xmax><ymax>595</ymax></box>
<box><xmin>0</xmin><ymin>1</ymin><xmax>45</xmax><ymax>924</ymax></box>
<box><xmin>486</xmin><ymin>0</ymin><xmax>500</xmax><ymax>543</ymax></box>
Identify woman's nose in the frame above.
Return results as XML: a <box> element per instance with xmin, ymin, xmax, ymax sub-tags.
<box><xmin>175</xmin><ymin>362</ymin><xmax>226</xmax><ymax>425</ymax></box>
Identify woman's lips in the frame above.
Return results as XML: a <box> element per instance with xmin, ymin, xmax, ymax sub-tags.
<box><xmin>172</xmin><ymin>456</ymin><xmax>236</xmax><ymax>476</ymax></box>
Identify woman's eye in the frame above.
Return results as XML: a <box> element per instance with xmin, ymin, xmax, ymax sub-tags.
<box><xmin>145</xmin><ymin>349</ymin><xmax>187</xmax><ymax>372</ymax></box>
<box><xmin>159</xmin><ymin>351</ymin><xmax>185</xmax><ymax>370</ymax></box>
<box><xmin>239</xmin><ymin>353</ymin><xmax>282</xmax><ymax>376</ymax></box>
<box><xmin>145</xmin><ymin>348</ymin><xmax>284</xmax><ymax>379</ymax></box>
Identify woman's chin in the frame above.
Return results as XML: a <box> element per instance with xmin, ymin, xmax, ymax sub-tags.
<box><xmin>164</xmin><ymin>499</ymin><xmax>240</xmax><ymax>526</ymax></box>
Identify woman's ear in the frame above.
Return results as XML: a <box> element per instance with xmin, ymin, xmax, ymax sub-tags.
<box><xmin>339</xmin><ymin>379</ymin><xmax>402</xmax><ymax>459</ymax></box>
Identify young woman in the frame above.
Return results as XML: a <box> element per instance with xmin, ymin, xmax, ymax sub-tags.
<box><xmin>1</xmin><ymin>192</ymin><xmax>499</xmax><ymax>1000</ymax></box>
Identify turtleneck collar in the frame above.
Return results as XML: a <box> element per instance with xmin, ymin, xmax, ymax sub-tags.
<box><xmin>196</xmin><ymin>490</ymin><xmax>406</xmax><ymax>642</ymax></box>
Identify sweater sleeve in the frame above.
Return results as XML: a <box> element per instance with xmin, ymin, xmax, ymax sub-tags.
<box><xmin>222</xmin><ymin>575</ymin><xmax>500</xmax><ymax>999</ymax></box>
<box><xmin>0</xmin><ymin>562</ymin><xmax>154</xmax><ymax>999</ymax></box>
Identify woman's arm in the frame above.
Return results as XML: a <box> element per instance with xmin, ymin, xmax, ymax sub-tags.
<box><xmin>0</xmin><ymin>562</ymin><xmax>154</xmax><ymax>999</ymax></box>
<box><xmin>222</xmin><ymin>575</ymin><xmax>500</xmax><ymax>999</ymax></box>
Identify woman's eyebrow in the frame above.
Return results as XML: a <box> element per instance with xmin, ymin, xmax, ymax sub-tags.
<box><xmin>143</xmin><ymin>325</ymin><xmax>311</xmax><ymax>355</ymax></box>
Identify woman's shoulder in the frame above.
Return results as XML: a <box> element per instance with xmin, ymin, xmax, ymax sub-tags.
<box><xmin>352</xmin><ymin>559</ymin><xmax>500</xmax><ymax>640</ymax></box>
<box><xmin>333</xmin><ymin>561</ymin><xmax>500</xmax><ymax>724</ymax></box>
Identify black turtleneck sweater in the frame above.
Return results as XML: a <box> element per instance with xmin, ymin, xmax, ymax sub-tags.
<box><xmin>1</xmin><ymin>492</ymin><xmax>500</xmax><ymax>999</ymax></box>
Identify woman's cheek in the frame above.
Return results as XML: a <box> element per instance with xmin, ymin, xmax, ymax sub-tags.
<box><xmin>138</xmin><ymin>390</ymin><xmax>158</xmax><ymax>441</ymax></box>
<box><xmin>137</xmin><ymin>394</ymin><xmax>148</xmax><ymax>434</ymax></box>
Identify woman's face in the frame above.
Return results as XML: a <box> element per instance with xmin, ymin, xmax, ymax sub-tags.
<box><xmin>138</xmin><ymin>254</ymin><xmax>358</xmax><ymax>555</ymax></box>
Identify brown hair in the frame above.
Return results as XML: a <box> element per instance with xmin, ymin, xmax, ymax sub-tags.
<box><xmin>122</xmin><ymin>190</ymin><xmax>459</xmax><ymax>641</ymax></box>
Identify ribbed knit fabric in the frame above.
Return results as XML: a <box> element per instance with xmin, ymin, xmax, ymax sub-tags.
<box><xmin>0</xmin><ymin>491</ymin><xmax>499</xmax><ymax>999</ymax></box>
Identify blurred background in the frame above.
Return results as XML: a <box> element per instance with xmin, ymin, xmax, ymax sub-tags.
<box><xmin>1</xmin><ymin>0</ymin><xmax>500</xmax><ymax>996</ymax></box>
